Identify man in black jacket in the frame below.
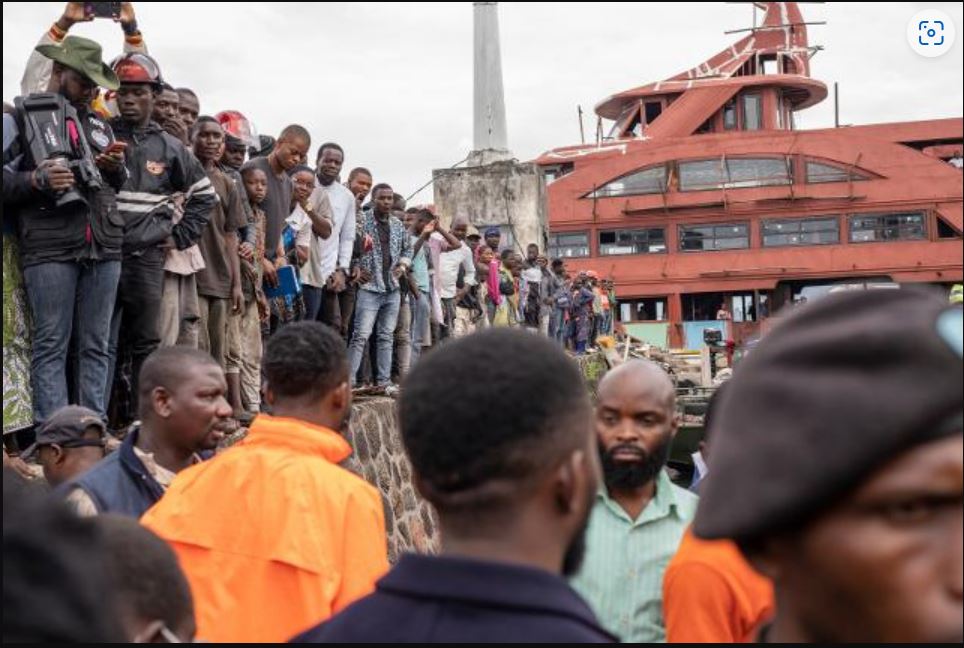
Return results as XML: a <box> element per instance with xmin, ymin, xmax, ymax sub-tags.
<box><xmin>105</xmin><ymin>52</ymin><xmax>215</xmax><ymax>424</ymax></box>
<box><xmin>3</xmin><ymin>36</ymin><xmax>127</xmax><ymax>425</ymax></box>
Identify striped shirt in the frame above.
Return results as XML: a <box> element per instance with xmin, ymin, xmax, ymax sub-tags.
<box><xmin>570</xmin><ymin>469</ymin><xmax>698</xmax><ymax>643</ymax></box>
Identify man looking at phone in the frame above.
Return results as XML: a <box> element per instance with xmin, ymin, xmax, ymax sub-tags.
<box><xmin>106</xmin><ymin>52</ymin><xmax>215</xmax><ymax>424</ymax></box>
<box><xmin>4</xmin><ymin>35</ymin><xmax>127</xmax><ymax>425</ymax></box>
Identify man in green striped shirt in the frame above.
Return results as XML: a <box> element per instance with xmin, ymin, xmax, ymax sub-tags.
<box><xmin>571</xmin><ymin>360</ymin><xmax>699</xmax><ymax>642</ymax></box>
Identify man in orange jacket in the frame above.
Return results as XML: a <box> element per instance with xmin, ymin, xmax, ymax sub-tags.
<box><xmin>663</xmin><ymin>385</ymin><xmax>774</xmax><ymax>643</ymax></box>
<box><xmin>142</xmin><ymin>321</ymin><xmax>388</xmax><ymax>643</ymax></box>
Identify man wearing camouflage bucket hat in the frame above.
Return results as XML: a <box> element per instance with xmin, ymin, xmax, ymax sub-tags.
<box><xmin>694</xmin><ymin>287</ymin><xmax>963</xmax><ymax>643</ymax></box>
<box><xmin>4</xmin><ymin>33</ymin><xmax>128</xmax><ymax>428</ymax></box>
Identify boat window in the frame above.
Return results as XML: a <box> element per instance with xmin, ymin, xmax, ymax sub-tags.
<box><xmin>679</xmin><ymin>223</ymin><xmax>750</xmax><ymax>251</ymax></box>
<box><xmin>849</xmin><ymin>212</ymin><xmax>926</xmax><ymax>243</ymax></box>
<box><xmin>599</xmin><ymin>228</ymin><xmax>667</xmax><ymax>255</ymax></box>
<box><xmin>548</xmin><ymin>231</ymin><xmax>591</xmax><ymax>258</ymax></box>
<box><xmin>587</xmin><ymin>164</ymin><xmax>667</xmax><ymax>198</ymax></box>
<box><xmin>679</xmin><ymin>157</ymin><xmax>790</xmax><ymax>191</ymax></box>
<box><xmin>806</xmin><ymin>160</ymin><xmax>870</xmax><ymax>184</ymax></box>
<box><xmin>763</xmin><ymin>216</ymin><xmax>840</xmax><ymax>247</ymax></box>
<box><xmin>743</xmin><ymin>94</ymin><xmax>762</xmax><ymax>130</ymax></box>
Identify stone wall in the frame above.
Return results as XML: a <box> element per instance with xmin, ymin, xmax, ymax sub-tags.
<box><xmin>433</xmin><ymin>160</ymin><xmax>548</xmax><ymax>254</ymax></box>
<box><xmin>339</xmin><ymin>398</ymin><xmax>440</xmax><ymax>563</ymax></box>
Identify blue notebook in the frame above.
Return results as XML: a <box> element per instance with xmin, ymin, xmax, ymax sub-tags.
<box><xmin>264</xmin><ymin>265</ymin><xmax>301</xmax><ymax>298</ymax></box>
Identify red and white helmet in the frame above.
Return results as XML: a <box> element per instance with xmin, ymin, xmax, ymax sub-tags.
<box><xmin>215</xmin><ymin>110</ymin><xmax>259</xmax><ymax>149</ymax></box>
<box><xmin>110</xmin><ymin>52</ymin><xmax>163</xmax><ymax>87</ymax></box>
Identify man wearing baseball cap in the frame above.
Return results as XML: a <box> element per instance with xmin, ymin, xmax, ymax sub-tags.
<box><xmin>24</xmin><ymin>405</ymin><xmax>106</xmax><ymax>488</ymax></box>
<box><xmin>694</xmin><ymin>288</ymin><xmax>963</xmax><ymax>643</ymax></box>
<box><xmin>483</xmin><ymin>226</ymin><xmax>502</xmax><ymax>256</ymax></box>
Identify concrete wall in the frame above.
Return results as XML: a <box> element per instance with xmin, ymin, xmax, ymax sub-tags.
<box><xmin>433</xmin><ymin>160</ymin><xmax>548</xmax><ymax>254</ymax></box>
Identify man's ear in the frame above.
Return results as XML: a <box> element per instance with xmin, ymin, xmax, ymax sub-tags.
<box><xmin>51</xmin><ymin>444</ymin><xmax>67</xmax><ymax>467</ymax></box>
<box><xmin>554</xmin><ymin>449</ymin><xmax>593</xmax><ymax>517</ymax></box>
<box><xmin>330</xmin><ymin>380</ymin><xmax>350</xmax><ymax>418</ymax></box>
<box><xmin>153</xmin><ymin>386</ymin><xmax>173</xmax><ymax>419</ymax></box>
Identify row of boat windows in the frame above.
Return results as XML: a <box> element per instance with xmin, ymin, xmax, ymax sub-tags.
<box><xmin>585</xmin><ymin>157</ymin><xmax>868</xmax><ymax>199</ymax></box>
<box><xmin>548</xmin><ymin>212</ymin><xmax>929</xmax><ymax>258</ymax></box>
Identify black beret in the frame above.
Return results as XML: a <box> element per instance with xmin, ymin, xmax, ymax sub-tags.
<box><xmin>694</xmin><ymin>287</ymin><xmax>963</xmax><ymax>542</ymax></box>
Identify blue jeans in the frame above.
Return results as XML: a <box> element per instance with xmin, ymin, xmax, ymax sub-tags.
<box><xmin>409</xmin><ymin>290</ymin><xmax>431</xmax><ymax>369</ymax></box>
<box><xmin>549</xmin><ymin>307</ymin><xmax>566</xmax><ymax>345</ymax></box>
<box><xmin>23</xmin><ymin>260</ymin><xmax>121</xmax><ymax>423</ymax></box>
<box><xmin>348</xmin><ymin>289</ymin><xmax>401</xmax><ymax>386</ymax></box>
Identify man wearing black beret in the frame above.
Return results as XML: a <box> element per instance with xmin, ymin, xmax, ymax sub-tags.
<box><xmin>694</xmin><ymin>287</ymin><xmax>963</xmax><ymax>643</ymax></box>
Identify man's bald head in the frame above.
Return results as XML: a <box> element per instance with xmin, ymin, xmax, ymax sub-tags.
<box><xmin>595</xmin><ymin>360</ymin><xmax>677</xmax><ymax>491</ymax></box>
<box><xmin>598</xmin><ymin>360</ymin><xmax>676</xmax><ymax>413</ymax></box>
<box><xmin>137</xmin><ymin>347</ymin><xmax>221</xmax><ymax>421</ymax></box>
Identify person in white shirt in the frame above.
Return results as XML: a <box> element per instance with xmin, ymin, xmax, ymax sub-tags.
<box><xmin>301</xmin><ymin>143</ymin><xmax>357</xmax><ymax>331</ymax></box>
<box><xmin>438</xmin><ymin>219</ymin><xmax>479</xmax><ymax>340</ymax></box>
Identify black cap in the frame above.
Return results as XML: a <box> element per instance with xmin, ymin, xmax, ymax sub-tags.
<box><xmin>23</xmin><ymin>406</ymin><xmax>106</xmax><ymax>459</ymax></box>
<box><xmin>693</xmin><ymin>287</ymin><xmax>963</xmax><ymax>543</ymax></box>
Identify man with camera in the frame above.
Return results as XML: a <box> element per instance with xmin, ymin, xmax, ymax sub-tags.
<box><xmin>3</xmin><ymin>36</ymin><xmax>127</xmax><ymax>426</ymax></box>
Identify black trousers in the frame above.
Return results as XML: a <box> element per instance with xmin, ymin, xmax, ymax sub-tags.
<box><xmin>106</xmin><ymin>247</ymin><xmax>164</xmax><ymax>424</ymax></box>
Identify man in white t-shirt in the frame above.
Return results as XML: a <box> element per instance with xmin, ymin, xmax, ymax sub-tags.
<box><xmin>438</xmin><ymin>218</ymin><xmax>478</xmax><ymax>340</ymax></box>
<box><xmin>301</xmin><ymin>143</ymin><xmax>357</xmax><ymax>331</ymax></box>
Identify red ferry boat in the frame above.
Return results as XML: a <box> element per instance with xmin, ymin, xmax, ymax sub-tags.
<box><xmin>536</xmin><ymin>2</ymin><xmax>963</xmax><ymax>349</ymax></box>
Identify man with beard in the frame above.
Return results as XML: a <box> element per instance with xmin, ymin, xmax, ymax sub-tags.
<box><xmin>571</xmin><ymin>359</ymin><xmax>698</xmax><ymax>642</ymax></box>
<box><xmin>5</xmin><ymin>36</ymin><xmax>126</xmax><ymax>425</ymax></box>
<box><xmin>142</xmin><ymin>322</ymin><xmax>388</xmax><ymax>643</ymax></box>
<box><xmin>62</xmin><ymin>347</ymin><xmax>231</xmax><ymax>518</ymax></box>
<box><xmin>293</xmin><ymin>329</ymin><xmax>614</xmax><ymax>643</ymax></box>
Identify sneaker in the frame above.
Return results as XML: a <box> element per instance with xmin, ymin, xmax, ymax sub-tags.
<box><xmin>384</xmin><ymin>383</ymin><xmax>402</xmax><ymax>397</ymax></box>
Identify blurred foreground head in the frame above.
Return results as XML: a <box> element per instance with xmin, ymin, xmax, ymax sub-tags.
<box><xmin>695</xmin><ymin>287</ymin><xmax>963</xmax><ymax>643</ymax></box>
<box><xmin>399</xmin><ymin>329</ymin><xmax>599</xmax><ymax>576</ymax></box>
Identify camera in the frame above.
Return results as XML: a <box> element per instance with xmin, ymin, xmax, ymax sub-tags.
<box><xmin>14</xmin><ymin>93</ymin><xmax>103</xmax><ymax>209</ymax></box>
<box><xmin>703</xmin><ymin>328</ymin><xmax>723</xmax><ymax>346</ymax></box>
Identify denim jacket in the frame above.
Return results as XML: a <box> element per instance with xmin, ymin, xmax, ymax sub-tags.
<box><xmin>358</xmin><ymin>209</ymin><xmax>412</xmax><ymax>294</ymax></box>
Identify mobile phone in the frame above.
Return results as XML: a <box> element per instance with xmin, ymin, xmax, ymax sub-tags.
<box><xmin>85</xmin><ymin>2</ymin><xmax>121</xmax><ymax>19</ymax></box>
<box><xmin>105</xmin><ymin>141</ymin><xmax>128</xmax><ymax>155</ymax></box>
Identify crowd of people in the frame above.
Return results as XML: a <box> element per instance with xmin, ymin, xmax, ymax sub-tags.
<box><xmin>3</xmin><ymin>3</ymin><xmax>617</xmax><ymax>441</ymax></box>
<box><xmin>2</xmin><ymin>3</ymin><xmax>962</xmax><ymax>646</ymax></box>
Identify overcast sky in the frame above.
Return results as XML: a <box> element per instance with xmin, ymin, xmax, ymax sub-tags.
<box><xmin>4</xmin><ymin>2</ymin><xmax>962</xmax><ymax>202</ymax></box>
